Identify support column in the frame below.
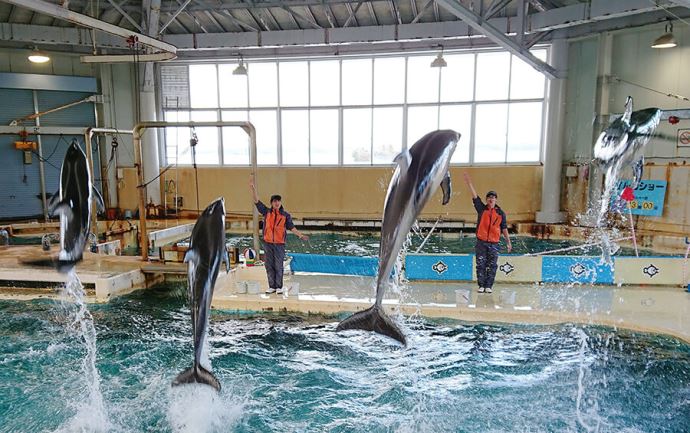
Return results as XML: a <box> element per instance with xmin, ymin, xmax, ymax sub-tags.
<box><xmin>139</xmin><ymin>84</ymin><xmax>161</xmax><ymax>205</ymax></box>
<box><xmin>536</xmin><ymin>39</ymin><xmax>568</xmax><ymax>224</ymax></box>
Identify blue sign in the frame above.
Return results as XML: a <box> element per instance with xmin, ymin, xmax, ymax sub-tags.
<box><xmin>611</xmin><ymin>180</ymin><xmax>667</xmax><ymax>216</ymax></box>
<box><xmin>289</xmin><ymin>253</ymin><xmax>377</xmax><ymax>276</ymax></box>
<box><xmin>405</xmin><ymin>255</ymin><xmax>474</xmax><ymax>281</ymax></box>
<box><xmin>542</xmin><ymin>256</ymin><xmax>614</xmax><ymax>284</ymax></box>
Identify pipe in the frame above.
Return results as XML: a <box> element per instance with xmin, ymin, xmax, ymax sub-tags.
<box><xmin>132</xmin><ymin>120</ymin><xmax>258</xmax><ymax>261</ymax></box>
<box><xmin>32</xmin><ymin>91</ymin><xmax>49</xmax><ymax>222</ymax></box>
<box><xmin>84</xmin><ymin>127</ymin><xmax>135</xmax><ymax>239</ymax></box>
<box><xmin>10</xmin><ymin>95</ymin><xmax>98</xmax><ymax>126</ymax></box>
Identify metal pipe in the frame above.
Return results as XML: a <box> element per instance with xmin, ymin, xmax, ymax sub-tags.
<box><xmin>132</xmin><ymin>120</ymin><xmax>258</xmax><ymax>261</ymax></box>
<box><xmin>10</xmin><ymin>95</ymin><xmax>98</xmax><ymax>126</ymax></box>
<box><xmin>32</xmin><ymin>91</ymin><xmax>49</xmax><ymax>222</ymax></box>
<box><xmin>84</xmin><ymin>127</ymin><xmax>135</xmax><ymax>239</ymax></box>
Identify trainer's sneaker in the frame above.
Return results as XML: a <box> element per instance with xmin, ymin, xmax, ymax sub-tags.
<box><xmin>477</xmin><ymin>287</ymin><xmax>485</xmax><ymax>293</ymax></box>
<box><xmin>265</xmin><ymin>287</ymin><xmax>276</xmax><ymax>294</ymax></box>
<box><xmin>485</xmin><ymin>287</ymin><xmax>493</xmax><ymax>294</ymax></box>
<box><xmin>276</xmin><ymin>287</ymin><xmax>284</xmax><ymax>295</ymax></box>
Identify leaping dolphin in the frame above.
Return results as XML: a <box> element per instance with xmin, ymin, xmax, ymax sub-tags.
<box><xmin>594</xmin><ymin>96</ymin><xmax>661</xmax><ymax>189</ymax></box>
<box><xmin>336</xmin><ymin>130</ymin><xmax>460</xmax><ymax>345</ymax></box>
<box><xmin>172</xmin><ymin>197</ymin><xmax>230</xmax><ymax>392</ymax></box>
<box><xmin>26</xmin><ymin>140</ymin><xmax>104</xmax><ymax>273</ymax></box>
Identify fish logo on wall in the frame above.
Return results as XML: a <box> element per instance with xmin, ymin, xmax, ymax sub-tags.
<box><xmin>499</xmin><ymin>262</ymin><xmax>515</xmax><ymax>275</ymax></box>
<box><xmin>570</xmin><ymin>263</ymin><xmax>587</xmax><ymax>277</ymax></box>
<box><xmin>643</xmin><ymin>264</ymin><xmax>660</xmax><ymax>278</ymax></box>
<box><xmin>432</xmin><ymin>261</ymin><xmax>448</xmax><ymax>275</ymax></box>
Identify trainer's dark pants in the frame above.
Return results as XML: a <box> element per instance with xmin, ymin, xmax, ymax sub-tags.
<box><xmin>263</xmin><ymin>242</ymin><xmax>285</xmax><ymax>289</ymax></box>
<box><xmin>475</xmin><ymin>240</ymin><xmax>499</xmax><ymax>289</ymax></box>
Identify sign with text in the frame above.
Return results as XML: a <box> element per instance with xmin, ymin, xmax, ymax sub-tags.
<box><xmin>611</xmin><ymin>180</ymin><xmax>667</xmax><ymax>217</ymax></box>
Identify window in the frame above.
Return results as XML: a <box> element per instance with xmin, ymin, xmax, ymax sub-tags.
<box><xmin>373</xmin><ymin>107</ymin><xmax>403</xmax><ymax>164</ymax></box>
<box><xmin>163</xmin><ymin>49</ymin><xmax>546</xmax><ymax>166</ymax></box>
<box><xmin>189</xmin><ymin>65</ymin><xmax>218</xmax><ymax>108</ymax></box>
<box><xmin>475</xmin><ymin>52</ymin><xmax>510</xmax><ymax>101</ymax></box>
<box><xmin>310</xmin><ymin>109</ymin><xmax>338</xmax><ymax>165</ymax></box>
<box><xmin>474</xmin><ymin>103</ymin><xmax>508</xmax><ymax>163</ymax></box>
<box><xmin>439</xmin><ymin>105</ymin><xmax>472</xmax><ymax>163</ymax></box>
<box><xmin>279</xmin><ymin>61</ymin><xmax>308</xmax><ymax>107</ymax></box>
<box><xmin>221</xmin><ymin>110</ymin><xmax>249</xmax><ymax>165</ymax></box>
<box><xmin>190</xmin><ymin>111</ymin><xmax>219</xmax><ymax>165</ymax></box>
<box><xmin>407</xmin><ymin>106</ymin><xmax>438</xmax><ymax>148</ymax></box>
<box><xmin>281</xmin><ymin>110</ymin><xmax>309</xmax><ymax>165</ymax></box>
<box><xmin>406</xmin><ymin>56</ymin><xmax>439</xmax><ymax>103</ymax></box>
<box><xmin>310</xmin><ymin>60</ymin><xmax>339</xmax><ymax>106</ymax></box>
<box><xmin>342</xmin><ymin>59</ymin><xmax>372</xmax><ymax>106</ymax></box>
<box><xmin>248</xmin><ymin>62</ymin><xmax>278</xmax><ymax>107</ymax></box>
<box><xmin>218</xmin><ymin>64</ymin><xmax>248</xmax><ymax>108</ymax></box>
<box><xmin>343</xmin><ymin>108</ymin><xmax>372</xmax><ymax>164</ymax></box>
<box><xmin>250</xmin><ymin>110</ymin><xmax>278</xmax><ymax>164</ymax></box>
<box><xmin>374</xmin><ymin>57</ymin><xmax>405</xmax><ymax>104</ymax></box>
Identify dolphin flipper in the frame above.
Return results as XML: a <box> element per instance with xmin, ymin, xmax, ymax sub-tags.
<box><xmin>47</xmin><ymin>190</ymin><xmax>61</xmax><ymax>215</ymax></box>
<box><xmin>172</xmin><ymin>365</ymin><xmax>221</xmax><ymax>392</ymax></box>
<box><xmin>336</xmin><ymin>305</ymin><xmax>407</xmax><ymax>345</ymax></box>
<box><xmin>440</xmin><ymin>171</ymin><xmax>451</xmax><ymax>205</ymax></box>
<box><xmin>631</xmin><ymin>156</ymin><xmax>644</xmax><ymax>189</ymax></box>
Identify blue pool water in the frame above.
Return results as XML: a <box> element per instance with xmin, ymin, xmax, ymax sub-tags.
<box><xmin>1</xmin><ymin>286</ymin><xmax>688</xmax><ymax>433</ymax></box>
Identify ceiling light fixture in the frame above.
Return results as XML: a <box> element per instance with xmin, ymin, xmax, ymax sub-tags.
<box><xmin>28</xmin><ymin>48</ymin><xmax>50</xmax><ymax>64</ymax></box>
<box><xmin>233</xmin><ymin>55</ymin><xmax>248</xmax><ymax>75</ymax></box>
<box><xmin>431</xmin><ymin>46</ymin><xmax>447</xmax><ymax>68</ymax></box>
<box><xmin>652</xmin><ymin>21</ymin><xmax>677</xmax><ymax>49</ymax></box>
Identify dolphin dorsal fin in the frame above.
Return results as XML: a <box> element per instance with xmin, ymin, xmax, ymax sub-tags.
<box><xmin>393</xmin><ymin>149</ymin><xmax>411</xmax><ymax>175</ymax></box>
<box><xmin>622</xmin><ymin>96</ymin><xmax>633</xmax><ymax>122</ymax></box>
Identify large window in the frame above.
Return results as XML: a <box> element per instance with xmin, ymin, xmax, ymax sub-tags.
<box><xmin>161</xmin><ymin>49</ymin><xmax>547</xmax><ymax>166</ymax></box>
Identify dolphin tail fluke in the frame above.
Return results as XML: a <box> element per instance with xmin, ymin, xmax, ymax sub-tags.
<box><xmin>336</xmin><ymin>305</ymin><xmax>407</xmax><ymax>345</ymax></box>
<box><xmin>172</xmin><ymin>365</ymin><xmax>221</xmax><ymax>392</ymax></box>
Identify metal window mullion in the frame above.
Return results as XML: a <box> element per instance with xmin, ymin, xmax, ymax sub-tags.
<box><xmin>505</xmin><ymin>54</ymin><xmax>513</xmax><ymax>164</ymax></box>
<box><xmin>276</xmin><ymin>61</ymin><xmax>283</xmax><ymax>166</ymax></box>
<box><xmin>470</xmin><ymin>53</ymin><xmax>478</xmax><ymax>164</ymax></box>
<box><xmin>246</xmin><ymin>70</ymin><xmax>252</xmax><ymax>165</ymax></box>
<box><xmin>402</xmin><ymin>56</ymin><xmax>409</xmax><ymax>150</ymax></box>
<box><xmin>218</xmin><ymin>108</ymin><xmax>224</xmax><ymax>165</ymax></box>
<box><xmin>436</xmin><ymin>61</ymin><xmax>442</xmax><ymax>129</ymax></box>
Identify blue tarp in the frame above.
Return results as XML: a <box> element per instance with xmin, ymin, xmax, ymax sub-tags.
<box><xmin>289</xmin><ymin>253</ymin><xmax>378</xmax><ymax>276</ymax></box>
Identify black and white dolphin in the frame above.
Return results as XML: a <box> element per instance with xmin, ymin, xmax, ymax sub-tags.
<box><xmin>28</xmin><ymin>140</ymin><xmax>104</xmax><ymax>273</ymax></box>
<box><xmin>594</xmin><ymin>96</ymin><xmax>661</xmax><ymax>189</ymax></box>
<box><xmin>336</xmin><ymin>130</ymin><xmax>459</xmax><ymax>345</ymax></box>
<box><xmin>172</xmin><ymin>197</ymin><xmax>230</xmax><ymax>392</ymax></box>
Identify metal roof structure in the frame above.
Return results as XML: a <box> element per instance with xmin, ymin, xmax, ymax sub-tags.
<box><xmin>0</xmin><ymin>0</ymin><xmax>689</xmax><ymax>61</ymax></box>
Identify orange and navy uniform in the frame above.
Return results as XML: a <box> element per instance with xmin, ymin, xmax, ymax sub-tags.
<box><xmin>255</xmin><ymin>201</ymin><xmax>295</xmax><ymax>244</ymax></box>
<box><xmin>473</xmin><ymin>197</ymin><xmax>507</xmax><ymax>243</ymax></box>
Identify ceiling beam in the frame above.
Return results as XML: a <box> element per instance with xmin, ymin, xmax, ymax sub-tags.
<box><xmin>411</xmin><ymin>0</ymin><xmax>435</xmax><ymax>23</ymax></box>
<box><xmin>343</xmin><ymin>2</ymin><xmax>361</xmax><ymax>27</ymax></box>
<box><xmin>4</xmin><ymin>0</ymin><xmax>176</xmax><ymax>53</ymax></box>
<box><xmin>219</xmin><ymin>10</ymin><xmax>258</xmax><ymax>32</ymax></box>
<box><xmin>283</xmin><ymin>5</ymin><xmax>322</xmax><ymax>28</ymax></box>
<box><xmin>105</xmin><ymin>0</ymin><xmax>142</xmax><ymax>32</ymax></box>
<box><xmin>159</xmin><ymin>0</ymin><xmax>192</xmax><ymax>34</ymax></box>
<box><xmin>435</xmin><ymin>0</ymin><xmax>558</xmax><ymax>78</ymax></box>
<box><xmin>669</xmin><ymin>0</ymin><xmax>690</xmax><ymax>8</ymax></box>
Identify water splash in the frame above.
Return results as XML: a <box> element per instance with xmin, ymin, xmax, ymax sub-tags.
<box><xmin>167</xmin><ymin>385</ymin><xmax>243</xmax><ymax>433</ymax></box>
<box><xmin>53</xmin><ymin>271</ymin><xmax>109</xmax><ymax>433</ymax></box>
<box><xmin>575</xmin><ymin>328</ymin><xmax>602</xmax><ymax>433</ymax></box>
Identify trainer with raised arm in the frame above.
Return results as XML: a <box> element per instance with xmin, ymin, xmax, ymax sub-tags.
<box><xmin>463</xmin><ymin>172</ymin><xmax>512</xmax><ymax>294</ymax></box>
<box><xmin>249</xmin><ymin>174</ymin><xmax>309</xmax><ymax>295</ymax></box>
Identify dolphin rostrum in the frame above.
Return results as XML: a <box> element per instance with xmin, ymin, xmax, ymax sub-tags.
<box><xmin>40</xmin><ymin>140</ymin><xmax>104</xmax><ymax>273</ymax></box>
<box><xmin>594</xmin><ymin>96</ymin><xmax>661</xmax><ymax>189</ymax></box>
<box><xmin>336</xmin><ymin>130</ymin><xmax>459</xmax><ymax>345</ymax></box>
<box><xmin>172</xmin><ymin>197</ymin><xmax>230</xmax><ymax>392</ymax></box>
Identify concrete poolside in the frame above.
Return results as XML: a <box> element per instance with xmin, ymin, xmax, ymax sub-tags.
<box><xmin>212</xmin><ymin>271</ymin><xmax>690</xmax><ymax>344</ymax></box>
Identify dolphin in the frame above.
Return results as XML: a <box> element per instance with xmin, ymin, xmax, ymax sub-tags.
<box><xmin>593</xmin><ymin>96</ymin><xmax>661</xmax><ymax>189</ymax></box>
<box><xmin>172</xmin><ymin>197</ymin><xmax>230</xmax><ymax>392</ymax></box>
<box><xmin>25</xmin><ymin>140</ymin><xmax>104</xmax><ymax>273</ymax></box>
<box><xmin>336</xmin><ymin>130</ymin><xmax>459</xmax><ymax>345</ymax></box>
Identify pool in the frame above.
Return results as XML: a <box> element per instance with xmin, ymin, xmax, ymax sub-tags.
<box><xmin>224</xmin><ymin>231</ymin><xmax>659</xmax><ymax>257</ymax></box>
<box><xmin>1</xmin><ymin>286</ymin><xmax>688</xmax><ymax>432</ymax></box>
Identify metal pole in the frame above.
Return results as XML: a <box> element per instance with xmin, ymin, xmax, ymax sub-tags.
<box><xmin>32</xmin><ymin>91</ymin><xmax>49</xmax><ymax>222</ymax></box>
<box><xmin>133</xmin><ymin>120</ymin><xmax>257</xmax><ymax>262</ymax></box>
<box><xmin>245</xmin><ymin>123</ymin><xmax>260</xmax><ymax>254</ymax></box>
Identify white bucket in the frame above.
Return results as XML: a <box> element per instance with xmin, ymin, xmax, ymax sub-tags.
<box><xmin>455</xmin><ymin>289</ymin><xmax>470</xmax><ymax>305</ymax></box>
<box><xmin>234</xmin><ymin>281</ymin><xmax>247</xmax><ymax>294</ymax></box>
<box><xmin>246</xmin><ymin>281</ymin><xmax>260</xmax><ymax>295</ymax></box>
